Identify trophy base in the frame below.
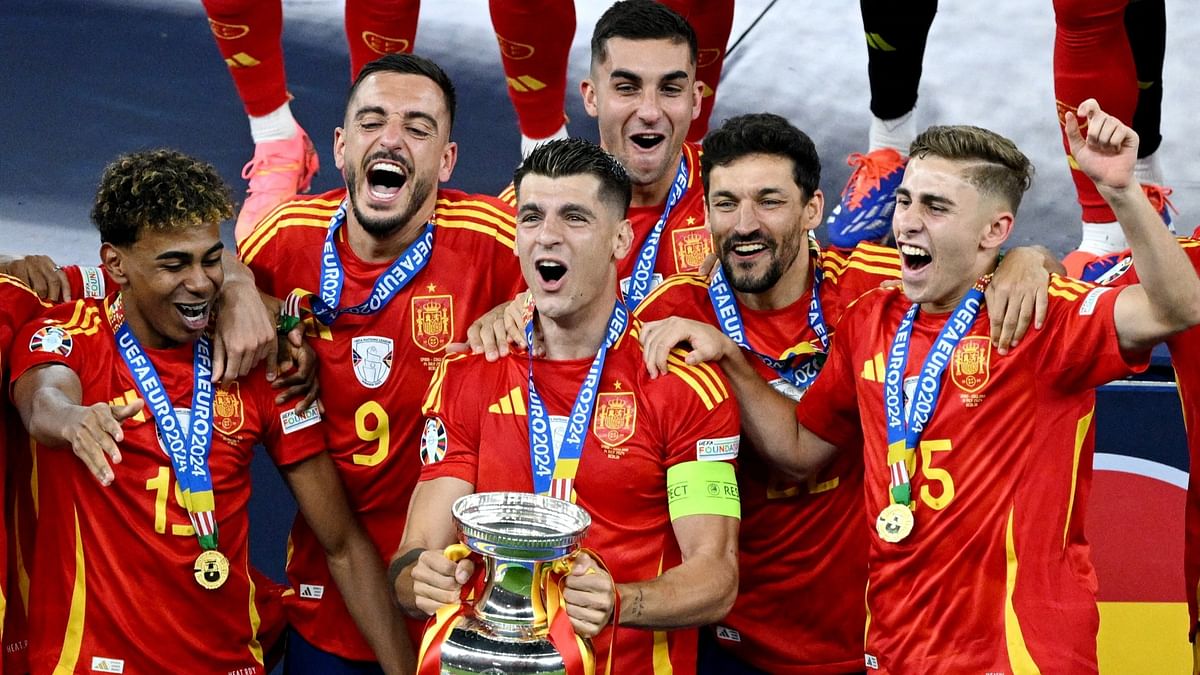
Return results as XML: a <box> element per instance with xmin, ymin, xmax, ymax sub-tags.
<box><xmin>439</xmin><ymin>616</ymin><xmax>568</xmax><ymax>675</ymax></box>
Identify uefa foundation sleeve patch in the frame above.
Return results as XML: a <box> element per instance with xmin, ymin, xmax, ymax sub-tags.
<box><xmin>280</xmin><ymin>406</ymin><xmax>321</xmax><ymax>434</ymax></box>
<box><xmin>29</xmin><ymin>325</ymin><xmax>73</xmax><ymax>356</ymax></box>
<box><xmin>696</xmin><ymin>435</ymin><xmax>740</xmax><ymax>461</ymax></box>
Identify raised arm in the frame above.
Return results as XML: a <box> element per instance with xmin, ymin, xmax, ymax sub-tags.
<box><xmin>1066</xmin><ymin>99</ymin><xmax>1200</xmax><ymax>350</ymax></box>
<box><xmin>282</xmin><ymin>451</ymin><xmax>415</xmax><ymax>674</ymax></box>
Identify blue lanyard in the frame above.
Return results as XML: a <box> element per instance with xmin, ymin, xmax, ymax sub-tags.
<box><xmin>525</xmin><ymin>301</ymin><xmax>629</xmax><ymax>497</ymax></box>
<box><xmin>707</xmin><ymin>256</ymin><xmax>830</xmax><ymax>389</ymax></box>
<box><xmin>310</xmin><ymin>201</ymin><xmax>435</xmax><ymax>325</ymax></box>
<box><xmin>112</xmin><ymin>297</ymin><xmax>219</xmax><ymax>549</ymax></box>
<box><xmin>624</xmin><ymin>156</ymin><xmax>689</xmax><ymax>308</ymax></box>
<box><xmin>883</xmin><ymin>287</ymin><xmax>985</xmax><ymax>504</ymax></box>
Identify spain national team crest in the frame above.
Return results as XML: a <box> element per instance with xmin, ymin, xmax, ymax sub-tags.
<box><xmin>29</xmin><ymin>325</ymin><xmax>72</xmax><ymax>357</ymax></box>
<box><xmin>672</xmin><ymin>225</ymin><xmax>713</xmax><ymax>273</ymax></box>
<box><xmin>592</xmin><ymin>392</ymin><xmax>637</xmax><ymax>447</ymax></box>
<box><xmin>213</xmin><ymin>382</ymin><xmax>245</xmax><ymax>435</ymax></box>
<box><xmin>412</xmin><ymin>295</ymin><xmax>453</xmax><ymax>354</ymax></box>
<box><xmin>362</xmin><ymin>31</ymin><xmax>410</xmax><ymax>55</ymax></box>
<box><xmin>351</xmin><ymin>336</ymin><xmax>393</xmax><ymax>389</ymax></box>
<box><xmin>950</xmin><ymin>336</ymin><xmax>992</xmax><ymax>394</ymax></box>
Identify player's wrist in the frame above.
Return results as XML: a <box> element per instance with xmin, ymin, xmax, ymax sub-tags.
<box><xmin>388</xmin><ymin>547</ymin><xmax>427</xmax><ymax>596</ymax></box>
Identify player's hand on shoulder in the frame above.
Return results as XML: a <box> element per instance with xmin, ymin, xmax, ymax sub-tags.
<box><xmin>411</xmin><ymin>549</ymin><xmax>475</xmax><ymax>616</ymax></box>
<box><xmin>1065</xmin><ymin>98</ymin><xmax>1138</xmax><ymax>192</ymax></box>
<box><xmin>563</xmin><ymin>552</ymin><xmax>615</xmax><ymax>638</ymax></box>
<box><xmin>213</xmin><ymin>284</ymin><xmax>277</xmax><ymax>386</ymax></box>
<box><xmin>273</xmin><ymin>323</ymin><xmax>320</xmax><ymax>412</ymax></box>
<box><xmin>2</xmin><ymin>254</ymin><xmax>70</xmax><ymax>303</ymax></box>
<box><xmin>638</xmin><ymin>317</ymin><xmax>737</xmax><ymax>379</ymax></box>
<box><xmin>987</xmin><ymin>246</ymin><xmax>1052</xmax><ymax>354</ymax></box>
<box><xmin>63</xmin><ymin>398</ymin><xmax>143</xmax><ymax>486</ymax></box>
<box><xmin>461</xmin><ymin>291</ymin><xmax>537</xmax><ymax>361</ymax></box>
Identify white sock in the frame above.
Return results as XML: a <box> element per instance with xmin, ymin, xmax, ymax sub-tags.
<box><xmin>249</xmin><ymin>102</ymin><xmax>299</xmax><ymax>144</ymax></box>
<box><xmin>521</xmin><ymin>123</ymin><xmax>570</xmax><ymax>159</ymax></box>
<box><xmin>1077</xmin><ymin>220</ymin><xmax>1128</xmax><ymax>256</ymax></box>
<box><xmin>869</xmin><ymin>110</ymin><xmax>917</xmax><ymax>155</ymax></box>
<box><xmin>1134</xmin><ymin>150</ymin><xmax>1165</xmax><ymax>186</ymax></box>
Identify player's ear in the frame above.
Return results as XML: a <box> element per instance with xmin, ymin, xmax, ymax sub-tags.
<box><xmin>439</xmin><ymin>141</ymin><xmax>458</xmax><ymax>183</ymax></box>
<box><xmin>100</xmin><ymin>243</ymin><xmax>129</xmax><ymax>287</ymax></box>
<box><xmin>801</xmin><ymin>189</ymin><xmax>825</xmax><ymax>233</ymax></box>
<box><xmin>333</xmin><ymin>127</ymin><xmax>346</xmax><ymax>171</ymax></box>
<box><xmin>581</xmin><ymin>78</ymin><xmax>599</xmax><ymax>119</ymax></box>
<box><xmin>613</xmin><ymin>218</ymin><xmax>634</xmax><ymax>261</ymax></box>
<box><xmin>980</xmin><ymin>210</ymin><xmax>1014</xmax><ymax>250</ymax></box>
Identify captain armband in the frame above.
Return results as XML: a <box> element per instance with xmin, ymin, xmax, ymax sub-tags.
<box><xmin>666</xmin><ymin>461</ymin><xmax>740</xmax><ymax>521</ymax></box>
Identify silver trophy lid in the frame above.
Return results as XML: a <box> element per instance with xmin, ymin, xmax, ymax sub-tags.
<box><xmin>452</xmin><ymin>492</ymin><xmax>591</xmax><ymax>562</ymax></box>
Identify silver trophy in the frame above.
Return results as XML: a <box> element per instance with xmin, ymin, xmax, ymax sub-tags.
<box><xmin>433</xmin><ymin>491</ymin><xmax>593</xmax><ymax>675</ymax></box>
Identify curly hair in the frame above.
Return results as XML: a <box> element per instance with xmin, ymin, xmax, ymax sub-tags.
<box><xmin>909</xmin><ymin>125</ymin><xmax>1035</xmax><ymax>213</ymax></box>
<box><xmin>91</xmin><ymin>149</ymin><xmax>233</xmax><ymax>246</ymax></box>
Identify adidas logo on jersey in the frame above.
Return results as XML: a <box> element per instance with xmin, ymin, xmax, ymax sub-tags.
<box><xmin>714</xmin><ymin>626</ymin><xmax>742</xmax><ymax>642</ymax></box>
<box><xmin>91</xmin><ymin>657</ymin><xmax>125</xmax><ymax>673</ymax></box>
<box><xmin>488</xmin><ymin>387</ymin><xmax>527</xmax><ymax>415</ymax></box>
<box><xmin>299</xmin><ymin>584</ymin><xmax>325</xmax><ymax>599</ymax></box>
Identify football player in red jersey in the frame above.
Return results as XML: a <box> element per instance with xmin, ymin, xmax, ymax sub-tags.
<box><xmin>639</xmin><ymin>101</ymin><xmax>1200</xmax><ymax>673</ymax></box>
<box><xmin>394</xmin><ymin>138</ymin><xmax>742</xmax><ymax>675</ymax></box>
<box><xmin>239</xmin><ymin>53</ymin><xmax>524</xmax><ymax>673</ymax></box>
<box><xmin>9</xmin><ymin>149</ymin><xmax>409</xmax><ymax>675</ymax></box>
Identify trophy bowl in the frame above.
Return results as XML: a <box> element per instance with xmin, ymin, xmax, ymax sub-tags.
<box><xmin>453</xmin><ymin>492</ymin><xmax>591</xmax><ymax>562</ymax></box>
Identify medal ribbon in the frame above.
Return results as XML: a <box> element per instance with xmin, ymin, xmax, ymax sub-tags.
<box><xmin>526</xmin><ymin>301</ymin><xmax>629</xmax><ymax>500</ymax></box>
<box><xmin>624</xmin><ymin>157</ymin><xmax>689</xmax><ymax>308</ymax></box>
<box><xmin>310</xmin><ymin>201</ymin><xmax>435</xmax><ymax>325</ymax></box>
<box><xmin>707</xmin><ymin>254</ymin><xmax>830</xmax><ymax>389</ymax></box>
<box><xmin>883</xmin><ymin>281</ymin><xmax>988</xmax><ymax>505</ymax></box>
<box><xmin>109</xmin><ymin>296</ymin><xmax>219</xmax><ymax>550</ymax></box>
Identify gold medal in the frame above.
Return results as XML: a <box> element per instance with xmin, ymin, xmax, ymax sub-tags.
<box><xmin>876</xmin><ymin>503</ymin><xmax>915</xmax><ymax>543</ymax></box>
<box><xmin>193</xmin><ymin>549</ymin><xmax>230</xmax><ymax>590</ymax></box>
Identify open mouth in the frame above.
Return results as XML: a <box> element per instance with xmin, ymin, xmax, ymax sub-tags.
<box><xmin>536</xmin><ymin>261</ymin><xmax>567</xmax><ymax>284</ymax></box>
<box><xmin>900</xmin><ymin>243</ymin><xmax>932</xmax><ymax>271</ymax></box>
<box><xmin>175</xmin><ymin>301</ymin><xmax>210</xmax><ymax>330</ymax></box>
<box><xmin>730</xmin><ymin>242</ymin><xmax>768</xmax><ymax>259</ymax></box>
<box><xmin>366</xmin><ymin>161</ymin><xmax>407</xmax><ymax>200</ymax></box>
<box><xmin>629</xmin><ymin>133</ymin><xmax>665</xmax><ymax>150</ymax></box>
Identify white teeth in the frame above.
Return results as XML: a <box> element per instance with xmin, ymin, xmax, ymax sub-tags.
<box><xmin>734</xmin><ymin>244</ymin><xmax>767</xmax><ymax>254</ymax></box>
<box><xmin>369</xmin><ymin>162</ymin><xmax>404</xmax><ymax>175</ymax></box>
<box><xmin>177</xmin><ymin>302</ymin><xmax>208</xmax><ymax>317</ymax></box>
<box><xmin>900</xmin><ymin>244</ymin><xmax>929</xmax><ymax>257</ymax></box>
<box><xmin>537</xmin><ymin>261</ymin><xmax>564</xmax><ymax>268</ymax></box>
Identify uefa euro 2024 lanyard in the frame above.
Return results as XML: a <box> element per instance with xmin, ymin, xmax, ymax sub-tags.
<box><xmin>624</xmin><ymin>156</ymin><xmax>689</xmax><ymax>308</ymax></box>
<box><xmin>877</xmin><ymin>279</ymin><xmax>988</xmax><ymax>543</ymax></box>
<box><xmin>283</xmin><ymin>201</ymin><xmax>435</xmax><ymax>328</ymax></box>
<box><xmin>525</xmin><ymin>300</ymin><xmax>629</xmax><ymax>502</ymax></box>
<box><xmin>109</xmin><ymin>295</ymin><xmax>228</xmax><ymax>589</ymax></box>
<box><xmin>706</xmin><ymin>253</ymin><xmax>830</xmax><ymax>389</ymax></box>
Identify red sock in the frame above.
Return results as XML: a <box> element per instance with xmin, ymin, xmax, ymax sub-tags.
<box><xmin>1053</xmin><ymin>0</ymin><xmax>1137</xmax><ymax>223</ymax></box>
<box><xmin>345</xmin><ymin>0</ymin><xmax>420</xmax><ymax>80</ymax></box>
<box><xmin>488</xmin><ymin>0</ymin><xmax>575</xmax><ymax>139</ymax></box>
<box><xmin>661</xmin><ymin>0</ymin><xmax>735</xmax><ymax>142</ymax></box>
<box><xmin>202</xmin><ymin>0</ymin><xmax>288</xmax><ymax>117</ymax></box>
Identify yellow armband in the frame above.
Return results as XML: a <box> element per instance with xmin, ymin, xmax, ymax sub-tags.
<box><xmin>666</xmin><ymin>461</ymin><xmax>740</xmax><ymax>521</ymax></box>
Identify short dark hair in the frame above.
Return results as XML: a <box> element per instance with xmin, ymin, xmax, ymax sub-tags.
<box><xmin>91</xmin><ymin>149</ymin><xmax>232</xmax><ymax>246</ymax></box>
<box><xmin>349</xmin><ymin>53</ymin><xmax>457</xmax><ymax>132</ymax></box>
<box><xmin>591</xmin><ymin>0</ymin><xmax>698</xmax><ymax>67</ymax></box>
<box><xmin>909</xmin><ymin>125</ymin><xmax>1035</xmax><ymax>212</ymax></box>
<box><xmin>513</xmin><ymin>138</ymin><xmax>632</xmax><ymax>217</ymax></box>
<box><xmin>701</xmin><ymin>113</ymin><xmax>822</xmax><ymax>200</ymax></box>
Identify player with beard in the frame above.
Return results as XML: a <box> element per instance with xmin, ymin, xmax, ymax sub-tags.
<box><xmin>635</xmin><ymin>113</ymin><xmax>1055</xmax><ymax>674</ymax></box>
<box><xmin>9</xmin><ymin>149</ymin><xmax>408</xmax><ymax>674</ymax></box>
<box><xmin>238</xmin><ymin>53</ymin><xmax>523</xmax><ymax>673</ymax></box>
<box><xmin>395</xmin><ymin>138</ymin><xmax>741</xmax><ymax>675</ymax></box>
<box><xmin>638</xmin><ymin>101</ymin><xmax>1200</xmax><ymax>672</ymax></box>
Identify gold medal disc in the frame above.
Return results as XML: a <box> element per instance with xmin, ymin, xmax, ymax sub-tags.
<box><xmin>876</xmin><ymin>503</ymin><xmax>915</xmax><ymax>543</ymax></box>
<box><xmin>193</xmin><ymin>550</ymin><xmax>230</xmax><ymax>590</ymax></box>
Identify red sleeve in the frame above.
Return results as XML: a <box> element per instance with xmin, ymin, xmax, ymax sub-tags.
<box><xmin>1040</xmin><ymin>275</ymin><xmax>1150</xmax><ymax>392</ymax></box>
<box><xmin>8</xmin><ymin>302</ymin><xmax>90</xmax><ymax>386</ymax></box>
<box><xmin>1</xmin><ymin>276</ymin><xmax>53</xmax><ymax>369</ymax></box>
<box><xmin>630</xmin><ymin>275</ymin><xmax>710</xmax><ymax>323</ymax></box>
<box><xmin>653</xmin><ymin>355</ymin><xmax>741</xmax><ymax>469</ymax></box>
<box><xmin>820</xmin><ymin>243</ymin><xmax>901</xmax><ymax>327</ymax></box>
<box><xmin>60</xmin><ymin>265</ymin><xmax>113</xmax><ymax>299</ymax></box>
<box><xmin>248</xmin><ymin>366</ymin><xmax>326</xmax><ymax>467</ymax></box>
<box><xmin>794</xmin><ymin>298</ymin><xmax>866</xmax><ymax>450</ymax></box>
<box><xmin>418</xmin><ymin>354</ymin><xmax>480</xmax><ymax>484</ymax></box>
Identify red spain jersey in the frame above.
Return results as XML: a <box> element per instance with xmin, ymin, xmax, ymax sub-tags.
<box><xmin>240</xmin><ymin>187</ymin><xmax>524</xmax><ymax>659</ymax></box>
<box><xmin>1089</xmin><ymin>237</ymin><xmax>1200</xmax><ymax>640</ymax></box>
<box><xmin>1</xmin><ymin>275</ymin><xmax>53</xmax><ymax>671</ymax></box>
<box><xmin>500</xmin><ymin>142</ymin><xmax>711</xmax><ymax>286</ymax></box>
<box><xmin>796</xmin><ymin>275</ymin><xmax>1148</xmax><ymax>674</ymax></box>
<box><xmin>635</xmin><ymin>243</ymin><xmax>900</xmax><ymax>673</ymax></box>
<box><xmin>9</xmin><ymin>296</ymin><xmax>325</xmax><ymax>675</ymax></box>
<box><xmin>419</xmin><ymin>318</ymin><xmax>740</xmax><ymax>675</ymax></box>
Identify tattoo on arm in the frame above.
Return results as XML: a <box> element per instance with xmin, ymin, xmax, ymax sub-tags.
<box><xmin>627</xmin><ymin>588</ymin><xmax>644</xmax><ymax>621</ymax></box>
